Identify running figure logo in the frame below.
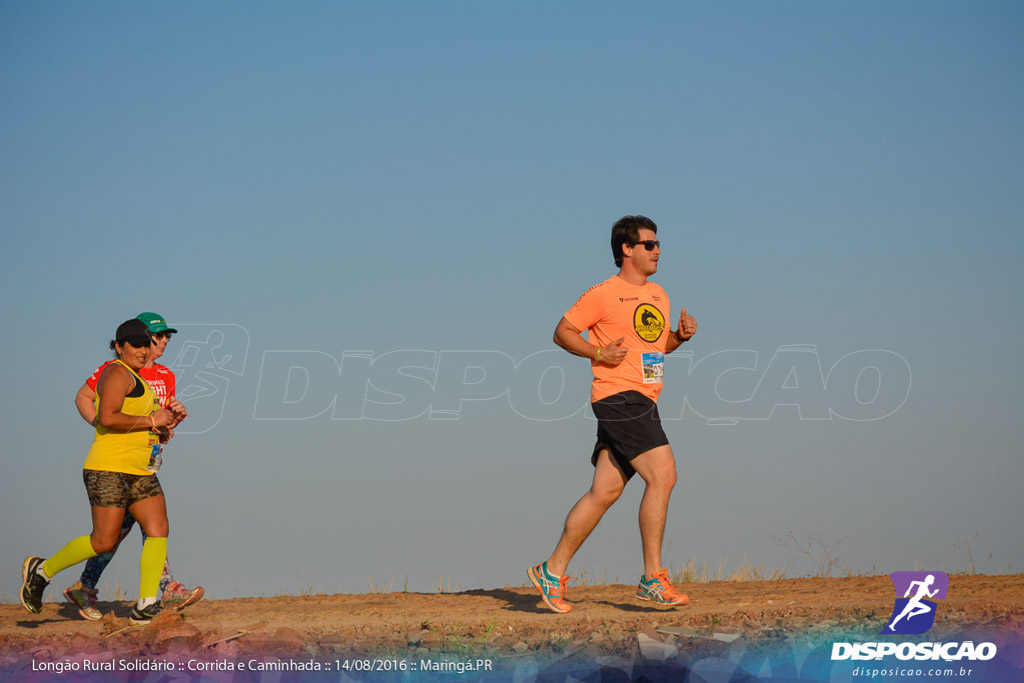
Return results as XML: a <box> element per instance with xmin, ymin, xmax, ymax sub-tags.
<box><xmin>881</xmin><ymin>571</ymin><xmax>949</xmax><ymax>635</ymax></box>
<box><xmin>165</xmin><ymin>324</ymin><xmax>250</xmax><ymax>434</ymax></box>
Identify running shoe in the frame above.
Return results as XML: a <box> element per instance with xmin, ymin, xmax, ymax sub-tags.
<box><xmin>635</xmin><ymin>569</ymin><xmax>689</xmax><ymax>606</ymax></box>
<box><xmin>162</xmin><ymin>581</ymin><xmax>204</xmax><ymax>611</ymax></box>
<box><xmin>128</xmin><ymin>601</ymin><xmax>163</xmax><ymax>625</ymax></box>
<box><xmin>63</xmin><ymin>581</ymin><xmax>102</xmax><ymax>621</ymax></box>
<box><xmin>528</xmin><ymin>561</ymin><xmax>572</xmax><ymax>613</ymax></box>
<box><xmin>21</xmin><ymin>556</ymin><xmax>49</xmax><ymax>614</ymax></box>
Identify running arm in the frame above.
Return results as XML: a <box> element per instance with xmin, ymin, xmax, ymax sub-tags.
<box><xmin>75</xmin><ymin>383</ymin><xmax>98</xmax><ymax>427</ymax></box>
<box><xmin>553</xmin><ymin>317</ymin><xmax>627</xmax><ymax>366</ymax></box>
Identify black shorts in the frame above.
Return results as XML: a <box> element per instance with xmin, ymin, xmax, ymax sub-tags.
<box><xmin>590</xmin><ymin>390</ymin><xmax>670</xmax><ymax>480</ymax></box>
<box><xmin>83</xmin><ymin>470</ymin><xmax>164</xmax><ymax>508</ymax></box>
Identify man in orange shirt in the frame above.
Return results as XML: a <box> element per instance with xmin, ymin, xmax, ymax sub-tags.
<box><xmin>529</xmin><ymin>215</ymin><xmax>697</xmax><ymax>613</ymax></box>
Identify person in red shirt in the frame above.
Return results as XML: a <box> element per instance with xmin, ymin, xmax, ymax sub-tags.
<box><xmin>63</xmin><ymin>312</ymin><xmax>204</xmax><ymax>620</ymax></box>
<box><xmin>529</xmin><ymin>216</ymin><xmax>697</xmax><ymax>613</ymax></box>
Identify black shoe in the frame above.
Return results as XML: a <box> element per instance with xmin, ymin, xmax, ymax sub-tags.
<box><xmin>128</xmin><ymin>600</ymin><xmax>162</xmax><ymax>625</ymax></box>
<box><xmin>21</xmin><ymin>556</ymin><xmax>49</xmax><ymax>614</ymax></box>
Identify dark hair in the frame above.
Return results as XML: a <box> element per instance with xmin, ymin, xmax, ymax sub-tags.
<box><xmin>611</xmin><ymin>215</ymin><xmax>657</xmax><ymax>267</ymax></box>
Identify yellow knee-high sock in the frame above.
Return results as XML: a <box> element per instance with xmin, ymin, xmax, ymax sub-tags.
<box><xmin>42</xmin><ymin>536</ymin><xmax>99</xmax><ymax>578</ymax></box>
<box><xmin>139</xmin><ymin>537</ymin><xmax>168</xmax><ymax>600</ymax></box>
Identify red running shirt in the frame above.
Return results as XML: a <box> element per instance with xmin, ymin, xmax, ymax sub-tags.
<box><xmin>86</xmin><ymin>361</ymin><xmax>176</xmax><ymax>408</ymax></box>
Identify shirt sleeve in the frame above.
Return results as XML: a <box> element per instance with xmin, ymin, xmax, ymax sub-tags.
<box><xmin>564</xmin><ymin>284</ymin><xmax>606</xmax><ymax>332</ymax></box>
<box><xmin>166</xmin><ymin>369</ymin><xmax>176</xmax><ymax>404</ymax></box>
<box><xmin>84</xmin><ymin>362</ymin><xmax>109</xmax><ymax>391</ymax></box>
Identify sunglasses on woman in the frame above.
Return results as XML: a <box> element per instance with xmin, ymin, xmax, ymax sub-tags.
<box><xmin>120</xmin><ymin>336</ymin><xmax>153</xmax><ymax>348</ymax></box>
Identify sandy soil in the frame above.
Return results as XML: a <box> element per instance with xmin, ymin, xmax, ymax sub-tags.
<box><xmin>2</xmin><ymin>574</ymin><xmax>1022</xmax><ymax>663</ymax></box>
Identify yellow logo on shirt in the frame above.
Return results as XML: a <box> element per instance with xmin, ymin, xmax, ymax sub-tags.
<box><xmin>633</xmin><ymin>304</ymin><xmax>666</xmax><ymax>342</ymax></box>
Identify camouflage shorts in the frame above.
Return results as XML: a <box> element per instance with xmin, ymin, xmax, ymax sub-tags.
<box><xmin>83</xmin><ymin>470</ymin><xmax>163</xmax><ymax>508</ymax></box>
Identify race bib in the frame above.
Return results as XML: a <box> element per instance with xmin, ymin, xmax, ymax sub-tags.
<box><xmin>642</xmin><ymin>352</ymin><xmax>664</xmax><ymax>384</ymax></box>
<box><xmin>147</xmin><ymin>398</ymin><xmax>163</xmax><ymax>472</ymax></box>
<box><xmin>146</xmin><ymin>444</ymin><xmax>163</xmax><ymax>473</ymax></box>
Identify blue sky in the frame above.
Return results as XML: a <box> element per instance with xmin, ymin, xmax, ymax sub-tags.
<box><xmin>1</xmin><ymin>1</ymin><xmax>1022</xmax><ymax>600</ymax></box>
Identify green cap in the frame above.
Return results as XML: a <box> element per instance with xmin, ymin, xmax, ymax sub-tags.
<box><xmin>136</xmin><ymin>312</ymin><xmax>178</xmax><ymax>334</ymax></box>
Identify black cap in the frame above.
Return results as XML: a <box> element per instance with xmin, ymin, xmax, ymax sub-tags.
<box><xmin>115</xmin><ymin>319</ymin><xmax>153</xmax><ymax>347</ymax></box>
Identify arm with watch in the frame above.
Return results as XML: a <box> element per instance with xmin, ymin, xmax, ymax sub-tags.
<box><xmin>665</xmin><ymin>306</ymin><xmax>697</xmax><ymax>354</ymax></box>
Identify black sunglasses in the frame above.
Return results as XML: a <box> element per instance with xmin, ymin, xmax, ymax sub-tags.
<box><xmin>120</xmin><ymin>337</ymin><xmax>153</xmax><ymax>348</ymax></box>
<box><xmin>631</xmin><ymin>240</ymin><xmax>660</xmax><ymax>251</ymax></box>
<box><xmin>151</xmin><ymin>332</ymin><xmax>173</xmax><ymax>341</ymax></box>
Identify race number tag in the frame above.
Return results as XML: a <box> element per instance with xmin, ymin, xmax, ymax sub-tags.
<box><xmin>147</xmin><ymin>444</ymin><xmax>163</xmax><ymax>473</ymax></box>
<box><xmin>642</xmin><ymin>352</ymin><xmax>664</xmax><ymax>384</ymax></box>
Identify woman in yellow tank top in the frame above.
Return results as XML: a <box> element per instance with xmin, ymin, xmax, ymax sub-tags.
<box><xmin>20</xmin><ymin>319</ymin><xmax>187</xmax><ymax>624</ymax></box>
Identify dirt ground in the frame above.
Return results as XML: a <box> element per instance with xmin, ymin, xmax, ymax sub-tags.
<box><xmin>2</xmin><ymin>574</ymin><xmax>1022</xmax><ymax>665</ymax></box>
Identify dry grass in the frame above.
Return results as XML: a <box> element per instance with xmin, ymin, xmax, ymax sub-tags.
<box><xmin>368</xmin><ymin>574</ymin><xmax>396</xmax><ymax>593</ymax></box>
<box><xmin>566</xmin><ymin>568</ymin><xmax>615</xmax><ymax>586</ymax></box>
<box><xmin>555</xmin><ymin>556</ymin><xmax>789</xmax><ymax>588</ymax></box>
<box><xmin>671</xmin><ymin>555</ymin><xmax>787</xmax><ymax>584</ymax></box>
<box><xmin>102</xmin><ymin>578</ymin><xmax>129</xmax><ymax>601</ymax></box>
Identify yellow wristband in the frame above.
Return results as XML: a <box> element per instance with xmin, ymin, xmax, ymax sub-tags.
<box><xmin>148</xmin><ymin>415</ymin><xmax>156</xmax><ymax>429</ymax></box>
<box><xmin>596</xmin><ymin>347</ymin><xmax>601</xmax><ymax>361</ymax></box>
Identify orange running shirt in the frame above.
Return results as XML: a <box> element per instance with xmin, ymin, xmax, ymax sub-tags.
<box><xmin>564</xmin><ymin>275</ymin><xmax>671</xmax><ymax>403</ymax></box>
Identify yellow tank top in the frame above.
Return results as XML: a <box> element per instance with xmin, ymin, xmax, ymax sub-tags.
<box><xmin>83</xmin><ymin>361</ymin><xmax>161</xmax><ymax>476</ymax></box>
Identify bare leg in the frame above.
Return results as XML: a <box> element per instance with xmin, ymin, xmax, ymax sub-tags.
<box><xmin>39</xmin><ymin>507</ymin><xmax>126</xmax><ymax>579</ymax></box>
<box><xmin>127</xmin><ymin>495</ymin><xmax>168</xmax><ymax>539</ymax></box>
<box><xmin>90</xmin><ymin>507</ymin><xmax>129</xmax><ymax>554</ymax></box>
<box><xmin>628</xmin><ymin>444</ymin><xmax>677</xmax><ymax>579</ymax></box>
<box><xmin>547</xmin><ymin>450</ymin><xmax>628</xmax><ymax>576</ymax></box>
<box><xmin>79</xmin><ymin>511</ymin><xmax>137</xmax><ymax>589</ymax></box>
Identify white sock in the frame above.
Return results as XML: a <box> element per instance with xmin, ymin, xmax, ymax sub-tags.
<box><xmin>138</xmin><ymin>596</ymin><xmax>158</xmax><ymax>609</ymax></box>
<box><xmin>36</xmin><ymin>565</ymin><xmax>51</xmax><ymax>581</ymax></box>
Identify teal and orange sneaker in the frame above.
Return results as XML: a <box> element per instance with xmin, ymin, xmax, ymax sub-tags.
<box><xmin>635</xmin><ymin>569</ymin><xmax>689</xmax><ymax>606</ymax></box>
<box><xmin>528</xmin><ymin>562</ymin><xmax>571</xmax><ymax>613</ymax></box>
